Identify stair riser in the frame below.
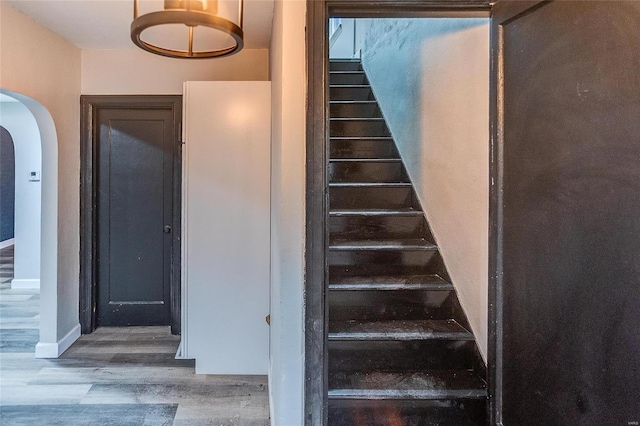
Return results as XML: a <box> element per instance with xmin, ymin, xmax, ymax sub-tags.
<box><xmin>330</xmin><ymin>186</ymin><xmax>418</xmax><ymax>210</ymax></box>
<box><xmin>329</xmin><ymin>250</ymin><xmax>438</xmax><ymax>268</ymax></box>
<box><xmin>329</xmin><ymin>161</ymin><xmax>408</xmax><ymax>183</ymax></box>
<box><xmin>328</xmin><ymin>399</ymin><xmax>486</xmax><ymax>426</ymax></box>
<box><xmin>329</xmin><ymin>340</ymin><xmax>478</xmax><ymax>371</ymax></box>
<box><xmin>330</xmin><ymin>215</ymin><xmax>425</xmax><ymax>239</ymax></box>
<box><xmin>329</xmin><ymin>290</ymin><xmax>459</xmax><ymax>321</ymax></box>
<box><xmin>330</xmin><ymin>62</ymin><xmax>363</xmax><ymax>71</ymax></box>
<box><xmin>330</xmin><ymin>102</ymin><xmax>382</xmax><ymax>118</ymax></box>
<box><xmin>331</xmin><ymin>120</ymin><xmax>390</xmax><ymax>137</ymax></box>
<box><xmin>330</xmin><ymin>73</ymin><xmax>369</xmax><ymax>85</ymax></box>
<box><xmin>331</xmin><ymin>87</ymin><xmax>375</xmax><ymax>101</ymax></box>
<box><xmin>330</xmin><ymin>139</ymin><xmax>399</xmax><ymax>159</ymax></box>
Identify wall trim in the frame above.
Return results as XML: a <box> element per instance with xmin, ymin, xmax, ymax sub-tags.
<box><xmin>0</xmin><ymin>238</ymin><xmax>15</xmax><ymax>249</ymax></box>
<box><xmin>11</xmin><ymin>278</ymin><xmax>40</xmax><ymax>289</ymax></box>
<box><xmin>488</xmin><ymin>3</ymin><xmax>548</xmax><ymax>424</ymax></box>
<box><xmin>35</xmin><ymin>323</ymin><xmax>81</xmax><ymax>358</ymax></box>
<box><xmin>180</xmin><ymin>86</ymin><xmax>189</xmax><ymax>358</ymax></box>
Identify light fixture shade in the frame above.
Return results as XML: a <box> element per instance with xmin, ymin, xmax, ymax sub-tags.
<box><xmin>131</xmin><ymin>0</ymin><xmax>244</xmax><ymax>59</ymax></box>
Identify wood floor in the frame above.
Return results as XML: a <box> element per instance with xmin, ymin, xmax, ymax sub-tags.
<box><xmin>0</xmin><ymin>246</ymin><xmax>270</xmax><ymax>426</ymax></box>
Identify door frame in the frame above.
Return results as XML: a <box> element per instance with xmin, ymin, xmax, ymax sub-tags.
<box><xmin>489</xmin><ymin>2</ymin><xmax>546</xmax><ymax>424</ymax></box>
<box><xmin>305</xmin><ymin>2</ymin><xmax>492</xmax><ymax>425</ymax></box>
<box><xmin>80</xmin><ymin>95</ymin><xmax>183</xmax><ymax>335</ymax></box>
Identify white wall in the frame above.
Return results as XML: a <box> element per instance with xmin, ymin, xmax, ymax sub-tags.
<box><xmin>330</xmin><ymin>18</ymin><xmax>356</xmax><ymax>59</ymax></box>
<box><xmin>0</xmin><ymin>2</ymin><xmax>81</xmax><ymax>353</ymax></box>
<box><xmin>183</xmin><ymin>81</ymin><xmax>271</xmax><ymax>375</ymax></box>
<box><xmin>0</xmin><ymin>102</ymin><xmax>41</xmax><ymax>289</ymax></box>
<box><xmin>82</xmin><ymin>48</ymin><xmax>269</xmax><ymax>94</ymax></box>
<box><xmin>361</xmin><ymin>18</ymin><xmax>490</xmax><ymax>359</ymax></box>
<box><xmin>269</xmin><ymin>1</ymin><xmax>306</xmax><ymax>424</ymax></box>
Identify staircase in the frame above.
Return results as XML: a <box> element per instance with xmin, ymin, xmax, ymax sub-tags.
<box><xmin>328</xmin><ymin>59</ymin><xmax>487</xmax><ymax>425</ymax></box>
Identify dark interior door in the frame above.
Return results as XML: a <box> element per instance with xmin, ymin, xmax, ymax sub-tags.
<box><xmin>96</xmin><ymin>108</ymin><xmax>175</xmax><ymax>326</ymax></box>
<box><xmin>492</xmin><ymin>1</ymin><xmax>640</xmax><ymax>424</ymax></box>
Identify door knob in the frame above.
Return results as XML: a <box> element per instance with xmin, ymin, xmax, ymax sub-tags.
<box><xmin>164</xmin><ymin>225</ymin><xmax>172</xmax><ymax>234</ymax></box>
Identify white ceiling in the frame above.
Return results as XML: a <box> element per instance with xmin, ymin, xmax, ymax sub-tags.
<box><xmin>5</xmin><ymin>0</ymin><xmax>274</xmax><ymax>50</ymax></box>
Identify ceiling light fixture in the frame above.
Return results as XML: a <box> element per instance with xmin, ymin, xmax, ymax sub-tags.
<box><xmin>131</xmin><ymin>0</ymin><xmax>244</xmax><ymax>59</ymax></box>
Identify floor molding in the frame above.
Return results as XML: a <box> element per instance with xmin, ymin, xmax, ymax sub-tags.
<box><xmin>35</xmin><ymin>323</ymin><xmax>81</xmax><ymax>359</ymax></box>
<box><xmin>11</xmin><ymin>278</ymin><xmax>40</xmax><ymax>289</ymax></box>
<box><xmin>268</xmin><ymin>361</ymin><xmax>275</xmax><ymax>424</ymax></box>
<box><xmin>0</xmin><ymin>238</ymin><xmax>14</xmax><ymax>249</ymax></box>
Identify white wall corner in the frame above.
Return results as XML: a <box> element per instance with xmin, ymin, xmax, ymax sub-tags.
<box><xmin>35</xmin><ymin>323</ymin><xmax>80</xmax><ymax>359</ymax></box>
<box><xmin>11</xmin><ymin>278</ymin><xmax>40</xmax><ymax>289</ymax></box>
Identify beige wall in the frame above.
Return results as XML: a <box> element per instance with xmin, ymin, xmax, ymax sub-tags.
<box><xmin>81</xmin><ymin>48</ymin><xmax>269</xmax><ymax>94</ymax></box>
<box><xmin>269</xmin><ymin>0</ymin><xmax>306</xmax><ymax>424</ymax></box>
<box><xmin>362</xmin><ymin>18</ymin><xmax>490</xmax><ymax>359</ymax></box>
<box><xmin>0</xmin><ymin>2</ymin><xmax>81</xmax><ymax>342</ymax></box>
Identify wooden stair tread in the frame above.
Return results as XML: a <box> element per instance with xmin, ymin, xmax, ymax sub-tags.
<box><xmin>331</xmin><ymin>117</ymin><xmax>386</xmax><ymax>121</ymax></box>
<box><xmin>329</xmin><ymin>274</ymin><xmax>452</xmax><ymax>291</ymax></box>
<box><xmin>329</xmin><ymin>319</ymin><xmax>472</xmax><ymax>341</ymax></box>
<box><xmin>331</xmin><ymin>136</ymin><xmax>393</xmax><ymax>141</ymax></box>
<box><xmin>330</xmin><ymin>208</ymin><xmax>421</xmax><ymax>216</ymax></box>
<box><xmin>329</xmin><ymin>182</ymin><xmax>412</xmax><ymax>188</ymax></box>
<box><xmin>329</xmin><ymin>158</ymin><xmax>403</xmax><ymax>163</ymax></box>
<box><xmin>330</xmin><ymin>100</ymin><xmax>377</xmax><ymax>104</ymax></box>
<box><xmin>330</xmin><ymin>238</ymin><xmax>437</xmax><ymax>251</ymax></box>
<box><xmin>328</xmin><ymin>370</ymin><xmax>487</xmax><ymax>400</ymax></box>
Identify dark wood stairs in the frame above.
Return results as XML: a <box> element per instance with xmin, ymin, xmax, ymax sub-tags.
<box><xmin>328</xmin><ymin>59</ymin><xmax>487</xmax><ymax>425</ymax></box>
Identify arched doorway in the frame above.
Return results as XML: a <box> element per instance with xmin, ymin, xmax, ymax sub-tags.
<box><xmin>0</xmin><ymin>89</ymin><xmax>66</xmax><ymax>358</ymax></box>
<box><xmin>0</xmin><ymin>94</ymin><xmax>42</xmax><ymax>290</ymax></box>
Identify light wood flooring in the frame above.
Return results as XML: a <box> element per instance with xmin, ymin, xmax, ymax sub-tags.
<box><xmin>0</xmin><ymin>246</ymin><xmax>270</xmax><ymax>426</ymax></box>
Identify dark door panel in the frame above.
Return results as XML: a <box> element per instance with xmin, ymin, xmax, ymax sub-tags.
<box><xmin>492</xmin><ymin>1</ymin><xmax>640</xmax><ymax>424</ymax></box>
<box><xmin>97</xmin><ymin>108</ymin><xmax>174</xmax><ymax>326</ymax></box>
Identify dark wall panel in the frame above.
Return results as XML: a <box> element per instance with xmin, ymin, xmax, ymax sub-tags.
<box><xmin>501</xmin><ymin>2</ymin><xmax>640</xmax><ymax>424</ymax></box>
<box><xmin>0</xmin><ymin>126</ymin><xmax>15</xmax><ymax>242</ymax></box>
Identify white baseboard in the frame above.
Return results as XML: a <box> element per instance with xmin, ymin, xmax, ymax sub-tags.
<box><xmin>35</xmin><ymin>323</ymin><xmax>81</xmax><ymax>359</ymax></box>
<box><xmin>11</xmin><ymin>279</ymin><xmax>40</xmax><ymax>289</ymax></box>
<box><xmin>175</xmin><ymin>339</ymin><xmax>187</xmax><ymax>359</ymax></box>
<box><xmin>0</xmin><ymin>238</ymin><xmax>15</xmax><ymax>249</ymax></box>
<box><xmin>268</xmin><ymin>361</ymin><xmax>275</xmax><ymax>426</ymax></box>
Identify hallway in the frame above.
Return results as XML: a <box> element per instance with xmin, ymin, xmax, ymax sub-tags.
<box><xmin>0</xmin><ymin>244</ymin><xmax>270</xmax><ymax>426</ymax></box>
<box><xmin>0</xmin><ymin>245</ymin><xmax>39</xmax><ymax>352</ymax></box>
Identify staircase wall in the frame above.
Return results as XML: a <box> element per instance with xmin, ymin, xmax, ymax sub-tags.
<box><xmin>360</xmin><ymin>18</ymin><xmax>490</xmax><ymax>359</ymax></box>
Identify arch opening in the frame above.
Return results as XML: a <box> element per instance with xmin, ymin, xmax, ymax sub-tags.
<box><xmin>0</xmin><ymin>88</ymin><xmax>63</xmax><ymax>358</ymax></box>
